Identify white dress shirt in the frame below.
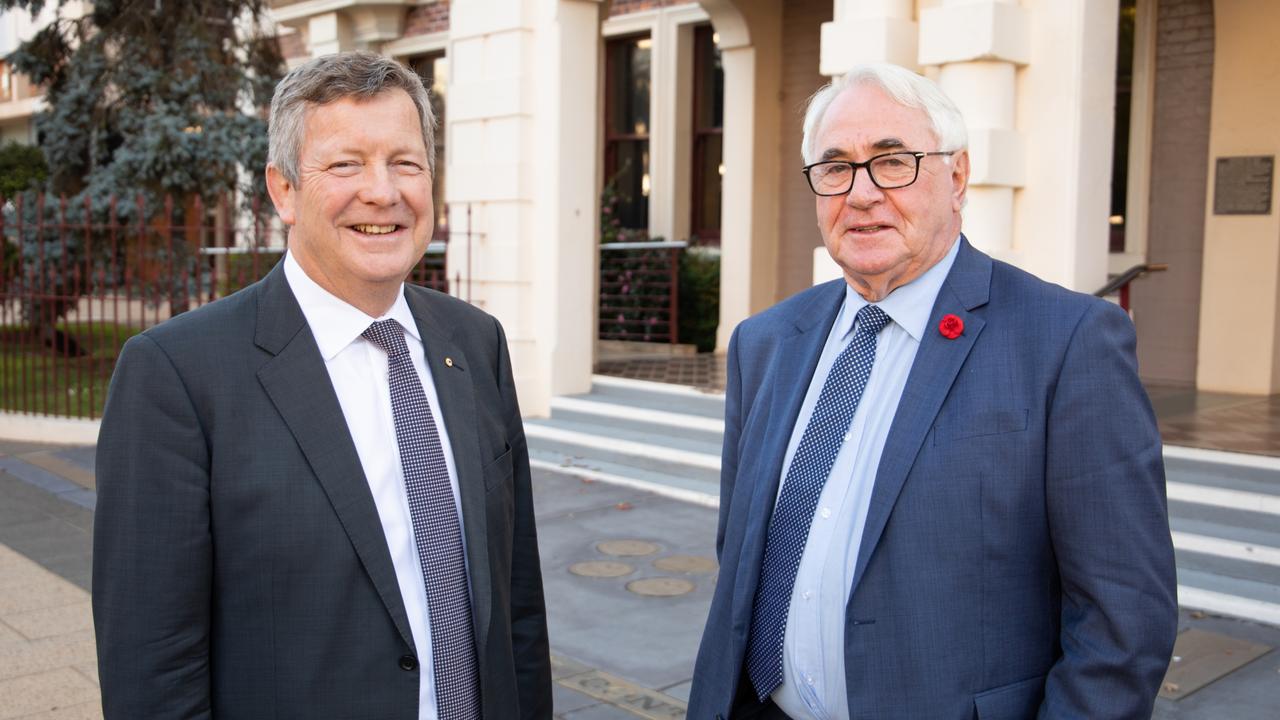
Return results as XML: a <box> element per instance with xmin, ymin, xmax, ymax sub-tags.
<box><xmin>284</xmin><ymin>252</ymin><xmax>466</xmax><ymax>720</ymax></box>
<box><xmin>771</xmin><ymin>238</ymin><xmax>960</xmax><ymax>720</ymax></box>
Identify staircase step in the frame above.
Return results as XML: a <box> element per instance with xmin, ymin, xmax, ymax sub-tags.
<box><xmin>524</xmin><ymin>421</ymin><xmax>721</xmax><ymax>484</ymax></box>
<box><xmin>1164</xmin><ymin>445</ymin><xmax>1280</xmax><ymax>496</ymax></box>
<box><xmin>1169</xmin><ymin>516</ymin><xmax>1280</xmax><ymax>566</ymax></box>
<box><xmin>528</xmin><ymin>448</ymin><xmax>719</xmax><ymax>507</ymax></box>
<box><xmin>583</xmin><ymin>375</ymin><xmax>726</xmax><ymax>419</ymax></box>
<box><xmin>1175</xmin><ymin>548</ymin><xmax>1280</xmax><ymax>587</ymax></box>
<box><xmin>549</xmin><ymin>396</ymin><xmax>724</xmax><ymax>446</ymax></box>
<box><xmin>1177</xmin><ymin>569</ymin><xmax>1280</xmax><ymax>627</ymax></box>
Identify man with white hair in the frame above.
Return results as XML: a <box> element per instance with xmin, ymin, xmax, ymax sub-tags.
<box><xmin>687</xmin><ymin>63</ymin><xmax>1177</xmax><ymax>719</ymax></box>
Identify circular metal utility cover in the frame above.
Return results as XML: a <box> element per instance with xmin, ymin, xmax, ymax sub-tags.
<box><xmin>596</xmin><ymin>540</ymin><xmax>660</xmax><ymax>557</ymax></box>
<box><xmin>569</xmin><ymin>561</ymin><xmax>635</xmax><ymax>578</ymax></box>
<box><xmin>653</xmin><ymin>555</ymin><xmax>718</xmax><ymax>574</ymax></box>
<box><xmin>626</xmin><ymin>577</ymin><xmax>695</xmax><ymax>597</ymax></box>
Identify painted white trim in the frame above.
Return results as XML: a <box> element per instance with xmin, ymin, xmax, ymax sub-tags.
<box><xmin>1164</xmin><ymin>444</ymin><xmax>1280</xmax><ymax>472</ymax></box>
<box><xmin>1166</xmin><ymin>481</ymin><xmax>1280</xmax><ymax>517</ymax></box>
<box><xmin>382</xmin><ymin>29</ymin><xmax>448</xmax><ymax>57</ymax></box>
<box><xmin>270</xmin><ymin>0</ymin><xmax>416</xmax><ymax>25</ymax></box>
<box><xmin>1122</xmin><ymin>0</ymin><xmax>1157</xmax><ymax>259</ymax></box>
<box><xmin>551</xmin><ymin>396</ymin><xmax>724</xmax><ymax>433</ymax></box>
<box><xmin>592</xmin><ymin>373</ymin><xmax>725</xmax><ymax>399</ymax></box>
<box><xmin>0</xmin><ymin>413</ymin><xmax>99</xmax><ymax>445</ymax></box>
<box><xmin>529</xmin><ymin>458</ymin><xmax>719</xmax><ymax>508</ymax></box>
<box><xmin>1177</xmin><ymin>585</ymin><xmax>1280</xmax><ymax>627</ymax></box>
<box><xmin>524</xmin><ymin>423</ymin><xmax>721</xmax><ymax>470</ymax></box>
<box><xmin>1172</xmin><ymin>531</ymin><xmax>1280</xmax><ymax>567</ymax></box>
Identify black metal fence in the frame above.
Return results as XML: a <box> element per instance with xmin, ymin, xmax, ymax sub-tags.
<box><xmin>598</xmin><ymin>240</ymin><xmax>685</xmax><ymax>344</ymax></box>
<box><xmin>0</xmin><ymin>193</ymin><xmax>449</xmax><ymax>419</ymax></box>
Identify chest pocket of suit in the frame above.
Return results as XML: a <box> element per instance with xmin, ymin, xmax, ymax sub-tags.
<box><xmin>933</xmin><ymin>408</ymin><xmax>1029</xmax><ymax>445</ymax></box>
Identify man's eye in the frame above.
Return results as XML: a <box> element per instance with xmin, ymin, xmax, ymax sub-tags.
<box><xmin>395</xmin><ymin>161</ymin><xmax>425</xmax><ymax>173</ymax></box>
<box><xmin>878</xmin><ymin>157</ymin><xmax>910</xmax><ymax>168</ymax></box>
<box><xmin>329</xmin><ymin>162</ymin><xmax>360</xmax><ymax>175</ymax></box>
<box><xmin>823</xmin><ymin>164</ymin><xmax>851</xmax><ymax>176</ymax></box>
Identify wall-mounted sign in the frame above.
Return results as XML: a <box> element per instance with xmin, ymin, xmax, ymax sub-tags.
<box><xmin>1214</xmin><ymin>156</ymin><xmax>1273</xmax><ymax>215</ymax></box>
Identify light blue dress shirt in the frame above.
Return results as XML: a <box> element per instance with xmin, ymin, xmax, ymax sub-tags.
<box><xmin>771</xmin><ymin>238</ymin><xmax>961</xmax><ymax>720</ymax></box>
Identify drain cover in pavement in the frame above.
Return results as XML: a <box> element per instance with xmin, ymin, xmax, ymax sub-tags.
<box><xmin>627</xmin><ymin>577</ymin><xmax>695</xmax><ymax>596</ymax></box>
<box><xmin>653</xmin><ymin>555</ymin><xmax>718</xmax><ymax>574</ymax></box>
<box><xmin>569</xmin><ymin>561</ymin><xmax>635</xmax><ymax>578</ymax></box>
<box><xmin>597</xmin><ymin>540</ymin><xmax>660</xmax><ymax>556</ymax></box>
<box><xmin>1159</xmin><ymin>628</ymin><xmax>1273</xmax><ymax>700</ymax></box>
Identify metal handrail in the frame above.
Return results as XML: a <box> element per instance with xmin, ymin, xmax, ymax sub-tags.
<box><xmin>1094</xmin><ymin>263</ymin><xmax>1168</xmax><ymax>311</ymax></box>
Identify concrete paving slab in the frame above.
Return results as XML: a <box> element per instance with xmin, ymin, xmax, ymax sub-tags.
<box><xmin>535</xmin><ymin>472</ymin><xmax>715</xmax><ymax>692</ymax></box>
<box><xmin>0</xmin><ymin>668</ymin><xmax>99</xmax><ymax>720</ymax></box>
<box><xmin>0</xmin><ymin>629</ymin><xmax>97</xmax><ymax>683</ymax></box>
<box><xmin>0</xmin><ymin>619</ymin><xmax>23</xmax><ymax>645</ymax></box>
<box><xmin>560</xmin><ymin>701</ymin><xmax>657</xmax><ymax>720</ymax></box>
<box><xmin>4</xmin><ymin>602</ymin><xmax>93</xmax><ymax>642</ymax></box>
<box><xmin>660</xmin><ymin>680</ymin><xmax>692</xmax><ymax>704</ymax></box>
<box><xmin>16</xmin><ymin>701</ymin><xmax>103</xmax><ymax>720</ymax></box>
<box><xmin>553</xmin><ymin>682</ymin><xmax>605</xmax><ymax>715</ymax></box>
<box><xmin>1153</xmin><ymin>611</ymin><xmax>1280</xmax><ymax>719</ymax></box>
<box><xmin>15</xmin><ymin>453</ymin><xmax>94</xmax><ymax>492</ymax></box>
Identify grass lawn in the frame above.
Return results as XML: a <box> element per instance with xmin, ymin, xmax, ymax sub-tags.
<box><xmin>0</xmin><ymin>321</ymin><xmax>142</xmax><ymax>419</ymax></box>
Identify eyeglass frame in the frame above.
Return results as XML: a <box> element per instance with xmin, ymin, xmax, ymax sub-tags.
<box><xmin>801</xmin><ymin>150</ymin><xmax>958</xmax><ymax>196</ymax></box>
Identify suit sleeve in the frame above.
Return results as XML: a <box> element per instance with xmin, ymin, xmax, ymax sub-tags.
<box><xmin>1040</xmin><ymin>301</ymin><xmax>1178</xmax><ymax>719</ymax></box>
<box><xmin>493</xmin><ymin>318</ymin><xmax>554</xmax><ymax>719</ymax></box>
<box><xmin>92</xmin><ymin>333</ymin><xmax>213</xmax><ymax>720</ymax></box>
<box><xmin>717</xmin><ymin>325</ymin><xmax>745</xmax><ymax>559</ymax></box>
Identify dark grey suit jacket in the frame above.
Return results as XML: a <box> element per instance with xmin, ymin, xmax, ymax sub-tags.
<box><xmin>93</xmin><ymin>262</ymin><xmax>552</xmax><ymax>719</ymax></box>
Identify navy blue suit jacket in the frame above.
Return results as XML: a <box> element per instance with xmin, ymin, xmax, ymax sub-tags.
<box><xmin>687</xmin><ymin>239</ymin><xmax>1177</xmax><ymax>719</ymax></box>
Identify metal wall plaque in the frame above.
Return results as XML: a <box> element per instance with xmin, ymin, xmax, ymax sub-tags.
<box><xmin>1214</xmin><ymin>155</ymin><xmax>1273</xmax><ymax>215</ymax></box>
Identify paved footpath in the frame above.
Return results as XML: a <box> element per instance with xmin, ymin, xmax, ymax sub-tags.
<box><xmin>2</xmin><ymin>441</ymin><xmax>1279</xmax><ymax>719</ymax></box>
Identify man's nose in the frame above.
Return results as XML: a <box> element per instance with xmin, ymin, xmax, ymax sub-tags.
<box><xmin>358</xmin><ymin>164</ymin><xmax>401</xmax><ymax>205</ymax></box>
<box><xmin>844</xmin><ymin>166</ymin><xmax>883</xmax><ymax>208</ymax></box>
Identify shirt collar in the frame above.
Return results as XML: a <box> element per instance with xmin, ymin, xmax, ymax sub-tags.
<box><xmin>837</xmin><ymin>235</ymin><xmax>962</xmax><ymax>343</ymax></box>
<box><xmin>283</xmin><ymin>251</ymin><xmax>419</xmax><ymax>361</ymax></box>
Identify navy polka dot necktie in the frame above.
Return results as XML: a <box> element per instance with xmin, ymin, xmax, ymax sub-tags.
<box><xmin>745</xmin><ymin>304</ymin><xmax>892</xmax><ymax>702</ymax></box>
<box><xmin>363</xmin><ymin>320</ymin><xmax>481</xmax><ymax>720</ymax></box>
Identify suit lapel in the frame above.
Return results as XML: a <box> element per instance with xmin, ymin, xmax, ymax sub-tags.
<box><xmin>850</xmin><ymin>239</ymin><xmax>992</xmax><ymax>595</ymax></box>
<box><xmin>404</xmin><ymin>288</ymin><xmax>493</xmax><ymax>660</ymax></box>
<box><xmin>252</xmin><ymin>264</ymin><xmax>416</xmax><ymax>650</ymax></box>
<box><xmin>730</xmin><ymin>281</ymin><xmax>846</xmax><ymax>642</ymax></box>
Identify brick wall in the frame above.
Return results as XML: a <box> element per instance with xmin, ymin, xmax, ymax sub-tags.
<box><xmin>774</xmin><ymin>0</ymin><xmax>832</xmax><ymax>300</ymax></box>
<box><xmin>1131</xmin><ymin>0</ymin><xmax>1215</xmax><ymax>386</ymax></box>
<box><xmin>278</xmin><ymin>31</ymin><xmax>307</xmax><ymax>60</ymax></box>
<box><xmin>405</xmin><ymin>0</ymin><xmax>450</xmax><ymax>36</ymax></box>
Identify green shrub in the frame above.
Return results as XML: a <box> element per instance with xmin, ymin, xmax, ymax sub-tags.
<box><xmin>0</xmin><ymin>142</ymin><xmax>48</xmax><ymax>198</ymax></box>
<box><xmin>679</xmin><ymin>245</ymin><xmax>720</xmax><ymax>353</ymax></box>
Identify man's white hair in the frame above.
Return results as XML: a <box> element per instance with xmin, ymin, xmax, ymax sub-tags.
<box><xmin>801</xmin><ymin>63</ymin><xmax>969</xmax><ymax>164</ymax></box>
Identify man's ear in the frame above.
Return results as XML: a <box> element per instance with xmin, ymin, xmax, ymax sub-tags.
<box><xmin>265</xmin><ymin>163</ymin><xmax>297</xmax><ymax>226</ymax></box>
<box><xmin>951</xmin><ymin>150</ymin><xmax>971</xmax><ymax>212</ymax></box>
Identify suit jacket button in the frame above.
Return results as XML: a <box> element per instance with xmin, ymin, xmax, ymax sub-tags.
<box><xmin>399</xmin><ymin>654</ymin><xmax>418</xmax><ymax>672</ymax></box>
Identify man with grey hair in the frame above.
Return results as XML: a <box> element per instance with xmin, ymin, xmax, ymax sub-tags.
<box><xmin>94</xmin><ymin>51</ymin><xmax>552</xmax><ymax>719</ymax></box>
<box><xmin>687</xmin><ymin>63</ymin><xmax>1176</xmax><ymax>719</ymax></box>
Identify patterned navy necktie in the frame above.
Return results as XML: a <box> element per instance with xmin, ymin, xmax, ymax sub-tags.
<box><xmin>745</xmin><ymin>304</ymin><xmax>892</xmax><ymax>701</ymax></box>
<box><xmin>363</xmin><ymin>320</ymin><xmax>481</xmax><ymax>720</ymax></box>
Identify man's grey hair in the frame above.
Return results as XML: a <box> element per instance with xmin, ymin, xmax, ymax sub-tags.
<box><xmin>268</xmin><ymin>51</ymin><xmax>437</xmax><ymax>184</ymax></box>
<box><xmin>801</xmin><ymin>63</ymin><xmax>968</xmax><ymax>165</ymax></box>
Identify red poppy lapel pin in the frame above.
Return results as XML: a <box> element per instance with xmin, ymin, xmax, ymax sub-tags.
<box><xmin>938</xmin><ymin>313</ymin><xmax>964</xmax><ymax>339</ymax></box>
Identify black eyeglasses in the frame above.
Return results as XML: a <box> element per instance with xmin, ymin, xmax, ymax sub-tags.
<box><xmin>802</xmin><ymin>151</ymin><xmax>957</xmax><ymax>195</ymax></box>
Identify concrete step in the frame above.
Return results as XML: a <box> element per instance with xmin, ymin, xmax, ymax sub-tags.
<box><xmin>1177</xmin><ymin>569</ymin><xmax>1280</xmax><ymax>627</ymax></box>
<box><xmin>548</xmin><ymin>395</ymin><xmax>724</xmax><ymax>447</ymax></box>
<box><xmin>582</xmin><ymin>375</ymin><xmax>726</xmax><ymax>419</ymax></box>
<box><xmin>530</xmin><ymin>377</ymin><xmax>1280</xmax><ymax>627</ymax></box>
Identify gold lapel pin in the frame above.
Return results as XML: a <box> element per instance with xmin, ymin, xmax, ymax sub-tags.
<box><xmin>445</xmin><ymin>357</ymin><xmax>454</xmax><ymax>368</ymax></box>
